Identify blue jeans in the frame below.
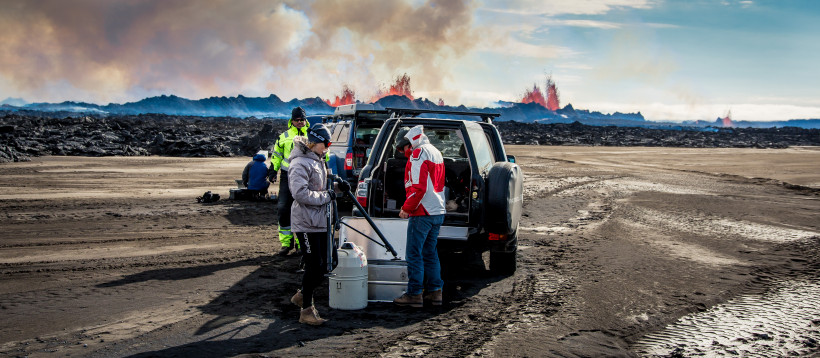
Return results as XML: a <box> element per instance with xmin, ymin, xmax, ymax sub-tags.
<box><xmin>405</xmin><ymin>215</ymin><xmax>444</xmax><ymax>296</ymax></box>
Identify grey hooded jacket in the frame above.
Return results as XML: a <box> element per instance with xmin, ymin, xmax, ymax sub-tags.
<box><xmin>288</xmin><ymin>136</ymin><xmax>332</xmax><ymax>233</ymax></box>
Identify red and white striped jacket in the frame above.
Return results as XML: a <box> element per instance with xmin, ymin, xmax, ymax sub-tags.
<box><xmin>402</xmin><ymin>125</ymin><xmax>446</xmax><ymax>216</ymax></box>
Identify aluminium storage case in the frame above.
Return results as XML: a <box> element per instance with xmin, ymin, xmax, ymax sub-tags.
<box><xmin>339</xmin><ymin>217</ymin><xmax>467</xmax><ymax>302</ymax></box>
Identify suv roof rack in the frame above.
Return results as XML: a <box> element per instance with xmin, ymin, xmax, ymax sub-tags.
<box><xmin>385</xmin><ymin>107</ymin><xmax>501</xmax><ymax>123</ymax></box>
<box><xmin>333</xmin><ymin>103</ymin><xmax>387</xmax><ymax>116</ymax></box>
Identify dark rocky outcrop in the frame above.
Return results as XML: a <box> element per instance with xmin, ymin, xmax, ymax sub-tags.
<box><xmin>0</xmin><ymin>113</ymin><xmax>286</xmax><ymax>163</ymax></box>
<box><xmin>2</xmin><ymin>114</ymin><xmax>818</xmax><ymax>163</ymax></box>
<box><xmin>495</xmin><ymin>121</ymin><xmax>820</xmax><ymax>148</ymax></box>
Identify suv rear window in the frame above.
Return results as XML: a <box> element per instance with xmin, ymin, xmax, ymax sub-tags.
<box><xmin>391</xmin><ymin>127</ymin><xmax>467</xmax><ymax>160</ymax></box>
<box><xmin>427</xmin><ymin>129</ymin><xmax>467</xmax><ymax>159</ymax></box>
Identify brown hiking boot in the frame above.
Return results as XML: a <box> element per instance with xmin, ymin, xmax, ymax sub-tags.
<box><xmin>277</xmin><ymin>245</ymin><xmax>292</xmax><ymax>256</ymax></box>
<box><xmin>299</xmin><ymin>306</ymin><xmax>327</xmax><ymax>326</ymax></box>
<box><xmin>423</xmin><ymin>289</ymin><xmax>443</xmax><ymax>306</ymax></box>
<box><xmin>290</xmin><ymin>290</ymin><xmax>303</xmax><ymax>308</ymax></box>
<box><xmin>393</xmin><ymin>293</ymin><xmax>423</xmax><ymax>308</ymax></box>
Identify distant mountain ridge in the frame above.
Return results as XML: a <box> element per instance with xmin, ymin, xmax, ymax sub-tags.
<box><xmin>20</xmin><ymin>94</ymin><xmax>332</xmax><ymax>118</ymax></box>
<box><xmin>3</xmin><ymin>94</ymin><xmax>819</xmax><ymax>129</ymax></box>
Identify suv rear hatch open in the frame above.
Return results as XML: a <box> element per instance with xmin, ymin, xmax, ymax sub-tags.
<box><xmin>367</xmin><ymin>123</ymin><xmax>473</xmax><ymax>227</ymax></box>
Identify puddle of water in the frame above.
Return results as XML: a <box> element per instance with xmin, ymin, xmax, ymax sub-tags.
<box><xmin>633</xmin><ymin>279</ymin><xmax>820</xmax><ymax>357</ymax></box>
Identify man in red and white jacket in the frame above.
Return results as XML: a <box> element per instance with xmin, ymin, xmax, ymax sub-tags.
<box><xmin>394</xmin><ymin>125</ymin><xmax>446</xmax><ymax>308</ymax></box>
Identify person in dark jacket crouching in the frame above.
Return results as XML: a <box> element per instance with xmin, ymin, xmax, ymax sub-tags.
<box><xmin>287</xmin><ymin>123</ymin><xmax>340</xmax><ymax>325</ymax></box>
<box><xmin>241</xmin><ymin>152</ymin><xmax>270</xmax><ymax>199</ymax></box>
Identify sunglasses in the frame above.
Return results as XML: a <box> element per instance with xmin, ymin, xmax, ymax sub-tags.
<box><xmin>293</xmin><ymin>118</ymin><xmax>306</xmax><ymax>122</ymax></box>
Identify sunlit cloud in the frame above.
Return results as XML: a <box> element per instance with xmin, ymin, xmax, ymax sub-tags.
<box><xmin>479</xmin><ymin>0</ymin><xmax>654</xmax><ymax>16</ymax></box>
<box><xmin>557</xmin><ymin>19</ymin><xmax>622</xmax><ymax>29</ymax></box>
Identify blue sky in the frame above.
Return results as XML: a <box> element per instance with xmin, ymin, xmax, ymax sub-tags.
<box><xmin>0</xmin><ymin>0</ymin><xmax>818</xmax><ymax>122</ymax></box>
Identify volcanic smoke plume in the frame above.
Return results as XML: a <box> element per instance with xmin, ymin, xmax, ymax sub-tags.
<box><xmin>0</xmin><ymin>1</ymin><xmax>477</xmax><ymax>104</ymax></box>
<box><xmin>325</xmin><ymin>85</ymin><xmax>356</xmax><ymax>107</ymax></box>
<box><xmin>521</xmin><ymin>75</ymin><xmax>560</xmax><ymax>111</ymax></box>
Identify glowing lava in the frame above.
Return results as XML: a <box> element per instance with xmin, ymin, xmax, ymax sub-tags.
<box><xmin>325</xmin><ymin>85</ymin><xmax>356</xmax><ymax>107</ymax></box>
<box><xmin>370</xmin><ymin>73</ymin><xmax>414</xmax><ymax>102</ymax></box>
<box><xmin>546</xmin><ymin>76</ymin><xmax>560</xmax><ymax>111</ymax></box>
<box><xmin>521</xmin><ymin>84</ymin><xmax>547</xmax><ymax>108</ymax></box>
<box><xmin>520</xmin><ymin>75</ymin><xmax>561</xmax><ymax>111</ymax></box>
<box><xmin>721</xmin><ymin>110</ymin><xmax>734</xmax><ymax>127</ymax></box>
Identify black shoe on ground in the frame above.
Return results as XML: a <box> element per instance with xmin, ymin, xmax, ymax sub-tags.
<box><xmin>278</xmin><ymin>245</ymin><xmax>292</xmax><ymax>256</ymax></box>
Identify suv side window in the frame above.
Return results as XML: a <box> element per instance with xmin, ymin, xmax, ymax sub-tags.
<box><xmin>466</xmin><ymin>125</ymin><xmax>494</xmax><ymax>174</ymax></box>
<box><xmin>334</xmin><ymin>123</ymin><xmax>350</xmax><ymax>143</ymax></box>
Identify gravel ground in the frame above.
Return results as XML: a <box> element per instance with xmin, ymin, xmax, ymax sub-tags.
<box><xmin>0</xmin><ymin>146</ymin><xmax>818</xmax><ymax>357</ymax></box>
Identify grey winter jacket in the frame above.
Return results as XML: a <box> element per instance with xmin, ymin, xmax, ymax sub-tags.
<box><xmin>288</xmin><ymin>136</ymin><xmax>332</xmax><ymax>233</ymax></box>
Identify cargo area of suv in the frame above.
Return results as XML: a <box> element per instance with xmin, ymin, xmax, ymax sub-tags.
<box><xmin>368</xmin><ymin>126</ymin><xmax>472</xmax><ymax>226</ymax></box>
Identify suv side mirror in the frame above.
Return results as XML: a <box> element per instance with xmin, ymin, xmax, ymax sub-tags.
<box><xmin>507</xmin><ymin>155</ymin><xmax>516</xmax><ymax>163</ymax></box>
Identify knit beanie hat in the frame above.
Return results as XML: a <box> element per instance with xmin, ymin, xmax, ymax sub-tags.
<box><xmin>291</xmin><ymin>106</ymin><xmax>306</xmax><ymax>120</ymax></box>
<box><xmin>307</xmin><ymin>123</ymin><xmax>332</xmax><ymax>145</ymax></box>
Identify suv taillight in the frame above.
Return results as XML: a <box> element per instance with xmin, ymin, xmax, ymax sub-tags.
<box><xmin>355</xmin><ymin>180</ymin><xmax>368</xmax><ymax>208</ymax></box>
<box><xmin>488</xmin><ymin>233</ymin><xmax>508</xmax><ymax>241</ymax></box>
<box><xmin>345</xmin><ymin>152</ymin><xmax>354</xmax><ymax>170</ymax></box>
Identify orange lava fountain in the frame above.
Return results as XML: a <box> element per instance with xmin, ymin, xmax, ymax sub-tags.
<box><xmin>370</xmin><ymin>74</ymin><xmax>414</xmax><ymax>102</ymax></box>
<box><xmin>325</xmin><ymin>85</ymin><xmax>356</xmax><ymax>107</ymax></box>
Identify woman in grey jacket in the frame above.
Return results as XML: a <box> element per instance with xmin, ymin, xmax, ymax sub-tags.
<box><xmin>287</xmin><ymin>124</ymin><xmax>334</xmax><ymax>325</ymax></box>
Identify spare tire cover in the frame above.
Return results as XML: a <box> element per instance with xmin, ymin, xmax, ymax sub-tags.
<box><xmin>485</xmin><ymin>161</ymin><xmax>524</xmax><ymax>234</ymax></box>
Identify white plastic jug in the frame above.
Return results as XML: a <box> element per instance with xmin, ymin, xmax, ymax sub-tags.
<box><xmin>328</xmin><ymin>242</ymin><xmax>368</xmax><ymax>310</ymax></box>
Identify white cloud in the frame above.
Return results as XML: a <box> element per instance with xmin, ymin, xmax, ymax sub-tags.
<box><xmin>479</xmin><ymin>0</ymin><xmax>654</xmax><ymax>16</ymax></box>
<box><xmin>477</xmin><ymin>37</ymin><xmax>575</xmax><ymax>59</ymax></box>
<box><xmin>557</xmin><ymin>19</ymin><xmax>622</xmax><ymax>29</ymax></box>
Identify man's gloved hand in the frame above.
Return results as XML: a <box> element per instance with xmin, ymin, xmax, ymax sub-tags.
<box><xmin>242</xmin><ymin>181</ymin><xmax>248</xmax><ymax>188</ymax></box>
<box><xmin>268</xmin><ymin>170</ymin><xmax>277</xmax><ymax>183</ymax></box>
<box><xmin>337</xmin><ymin>180</ymin><xmax>351</xmax><ymax>193</ymax></box>
<box><xmin>327</xmin><ymin>190</ymin><xmax>336</xmax><ymax>201</ymax></box>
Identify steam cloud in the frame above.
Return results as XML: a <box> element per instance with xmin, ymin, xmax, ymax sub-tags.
<box><xmin>0</xmin><ymin>0</ymin><xmax>476</xmax><ymax>103</ymax></box>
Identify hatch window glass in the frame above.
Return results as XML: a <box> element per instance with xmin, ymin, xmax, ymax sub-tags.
<box><xmin>466</xmin><ymin>125</ymin><xmax>494</xmax><ymax>174</ymax></box>
<box><xmin>333</xmin><ymin>123</ymin><xmax>350</xmax><ymax>143</ymax></box>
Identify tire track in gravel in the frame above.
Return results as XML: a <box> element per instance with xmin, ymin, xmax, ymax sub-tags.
<box><xmin>0</xmin><ymin>247</ymin><xmax>265</xmax><ymax>275</ymax></box>
<box><xmin>343</xmin><ymin>173</ymin><xmax>615</xmax><ymax>357</ymax></box>
<box><xmin>374</xmin><ymin>266</ymin><xmax>570</xmax><ymax>357</ymax></box>
<box><xmin>633</xmin><ymin>237</ymin><xmax>820</xmax><ymax>357</ymax></box>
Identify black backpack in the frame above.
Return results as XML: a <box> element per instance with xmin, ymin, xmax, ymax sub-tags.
<box><xmin>197</xmin><ymin>191</ymin><xmax>220</xmax><ymax>203</ymax></box>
